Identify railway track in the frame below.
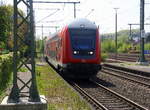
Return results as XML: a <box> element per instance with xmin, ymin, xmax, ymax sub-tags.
<box><xmin>46</xmin><ymin>60</ymin><xmax>149</xmax><ymax>109</ymax></box>
<box><xmin>70</xmin><ymin>79</ymin><xmax>148</xmax><ymax>110</ymax></box>
<box><xmin>102</xmin><ymin>65</ymin><xmax>150</xmax><ymax>88</ymax></box>
<box><xmin>71</xmin><ymin>82</ymin><xmax>108</xmax><ymax>110</ymax></box>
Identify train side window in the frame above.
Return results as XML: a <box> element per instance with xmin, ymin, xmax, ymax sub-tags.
<box><xmin>57</xmin><ymin>38</ymin><xmax>61</xmax><ymax>48</ymax></box>
<box><xmin>60</xmin><ymin>38</ymin><xmax>62</xmax><ymax>47</ymax></box>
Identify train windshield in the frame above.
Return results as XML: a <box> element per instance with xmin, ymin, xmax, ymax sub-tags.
<box><xmin>72</xmin><ymin>37</ymin><xmax>94</xmax><ymax>50</ymax></box>
<box><xmin>69</xmin><ymin>29</ymin><xmax>96</xmax><ymax>50</ymax></box>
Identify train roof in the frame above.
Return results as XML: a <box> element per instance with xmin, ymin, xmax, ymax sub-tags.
<box><xmin>68</xmin><ymin>18</ymin><xmax>97</xmax><ymax>30</ymax></box>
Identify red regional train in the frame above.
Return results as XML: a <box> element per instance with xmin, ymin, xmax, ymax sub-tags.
<box><xmin>44</xmin><ymin>18</ymin><xmax>101</xmax><ymax>79</ymax></box>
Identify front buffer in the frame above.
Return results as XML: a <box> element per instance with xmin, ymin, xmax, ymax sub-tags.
<box><xmin>60</xmin><ymin>63</ymin><xmax>101</xmax><ymax>79</ymax></box>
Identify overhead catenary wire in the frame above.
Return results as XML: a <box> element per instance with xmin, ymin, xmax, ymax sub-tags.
<box><xmin>36</xmin><ymin>9</ymin><xmax>60</xmax><ymax>23</ymax></box>
<box><xmin>85</xmin><ymin>9</ymin><xmax>94</xmax><ymax>18</ymax></box>
<box><xmin>34</xmin><ymin>8</ymin><xmax>61</xmax><ymax>10</ymax></box>
<box><xmin>34</xmin><ymin>1</ymin><xmax>76</xmax><ymax>38</ymax></box>
<box><xmin>37</xmin><ymin>19</ymin><xmax>64</xmax><ymax>23</ymax></box>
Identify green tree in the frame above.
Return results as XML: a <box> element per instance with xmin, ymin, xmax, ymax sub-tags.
<box><xmin>101</xmin><ymin>29</ymin><xmax>138</xmax><ymax>53</ymax></box>
<box><xmin>0</xmin><ymin>5</ymin><xmax>28</xmax><ymax>53</ymax></box>
<box><xmin>101</xmin><ymin>39</ymin><xmax>115</xmax><ymax>53</ymax></box>
<box><xmin>0</xmin><ymin>5</ymin><xmax>13</xmax><ymax>50</ymax></box>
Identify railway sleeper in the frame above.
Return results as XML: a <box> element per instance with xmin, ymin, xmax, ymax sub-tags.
<box><xmin>107</xmin><ymin>105</ymin><xmax>136</xmax><ymax>109</ymax></box>
<box><xmin>99</xmin><ymin>99</ymin><xmax>121</xmax><ymax>103</ymax></box>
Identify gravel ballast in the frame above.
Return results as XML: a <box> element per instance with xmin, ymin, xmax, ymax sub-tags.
<box><xmin>97</xmin><ymin>71</ymin><xmax>150</xmax><ymax>109</ymax></box>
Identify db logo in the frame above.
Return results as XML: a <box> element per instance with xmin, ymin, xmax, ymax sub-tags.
<box><xmin>81</xmin><ymin>59</ymin><xmax>86</xmax><ymax>63</ymax></box>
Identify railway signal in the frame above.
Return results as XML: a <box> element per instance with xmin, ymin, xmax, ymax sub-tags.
<box><xmin>128</xmin><ymin>23</ymin><xmax>150</xmax><ymax>40</ymax></box>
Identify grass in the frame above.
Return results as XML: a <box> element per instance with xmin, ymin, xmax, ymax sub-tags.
<box><xmin>18</xmin><ymin>67</ymin><xmax>28</xmax><ymax>72</ymax></box>
<box><xmin>36</xmin><ymin>64</ymin><xmax>91</xmax><ymax>110</ymax></box>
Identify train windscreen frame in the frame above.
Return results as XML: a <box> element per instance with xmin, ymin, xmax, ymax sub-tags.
<box><xmin>69</xmin><ymin>29</ymin><xmax>97</xmax><ymax>58</ymax></box>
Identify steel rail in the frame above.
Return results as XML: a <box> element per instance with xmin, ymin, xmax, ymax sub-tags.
<box><xmin>72</xmin><ymin>82</ymin><xmax>108</xmax><ymax>110</ymax></box>
<box><xmin>102</xmin><ymin>67</ymin><xmax>150</xmax><ymax>88</ymax></box>
<box><xmin>103</xmin><ymin>66</ymin><xmax>150</xmax><ymax>80</ymax></box>
<box><xmin>90</xmin><ymin>79</ymin><xmax>149</xmax><ymax>110</ymax></box>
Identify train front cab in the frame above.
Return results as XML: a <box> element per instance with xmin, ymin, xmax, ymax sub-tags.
<box><xmin>60</xmin><ymin>27</ymin><xmax>101</xmax><ymax>79</ymax></box>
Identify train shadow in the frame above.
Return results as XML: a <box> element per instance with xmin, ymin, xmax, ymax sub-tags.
<box><xmin>91</xmin><ymin>76</ymin><xmax>116</xmax><ymax>88</ymax></box>
<box><xmin>46</xmin><ymin>59</ymin><xmax>116</xmax><ymax>88</ymax></box>
<box><xmin>70</xmin><ymin>77</ymin><xmax>116</xmax><ymax>89</ymax></box>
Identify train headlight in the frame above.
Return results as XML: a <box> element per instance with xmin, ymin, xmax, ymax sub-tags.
<box><xmin>89</xmin><ymin>51</ymin><xmax>93</xmax><ymax>55</ymax></box>
<box><xmin>73</xmin><ymin>51</ymin><xmax>77</xmax><ymax>54</ymax></box>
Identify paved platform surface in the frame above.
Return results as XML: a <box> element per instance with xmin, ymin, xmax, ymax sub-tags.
<box><xmin>105</xmin><ymin>59</ymin><xmax>150</xmax><ymax>73</ymax></box>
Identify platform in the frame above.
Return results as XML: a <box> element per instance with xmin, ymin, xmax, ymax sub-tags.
<box><xmin>105</xmin><ymin>59</ymin><xmax>150</xmax><ymax>73</ymax></box>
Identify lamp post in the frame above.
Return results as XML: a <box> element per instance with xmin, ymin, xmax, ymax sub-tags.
<box><xmin>114</xmin><ymin>8</ymin><xmax>119</xmax><ymax>60</ymax></box>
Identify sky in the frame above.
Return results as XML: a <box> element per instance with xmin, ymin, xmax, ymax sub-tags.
<box><xmin>4</xmin><ymin>0</ymin><xmax>150</xmax><ymax>39</ymax></box>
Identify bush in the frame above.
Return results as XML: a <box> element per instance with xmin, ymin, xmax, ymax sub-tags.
<box><xmin>145</xmin><ymin>43</ymin><xmax>150</xmax><ymax>50</ymax></box>
<box><xmin>101</xmin><ymin>40</ymin><xmax>115</xmax><ymax>53</ymax></box>
<box><xmin>0</xmin><ymin>53</ymin><xmax>13</xmax><ymax>94</ymax></box>
<box><xmin>0</xmin><ymin>49</ymin><xmax>9</xmax><ymax>55</ymax></box>
<box><xmin>118</xmin><ymin>43</ymin><xmax>131</xmax><ymax>53</ymax></box>
<box><xmin>101</xmin><ymin>53</ymin><xmax>108</xmax><ymax>62</ymax></box>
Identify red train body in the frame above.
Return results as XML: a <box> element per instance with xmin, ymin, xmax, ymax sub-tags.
<box><xmin>45</xmin><ymin>18</ymin><xmax>101</xmax><ymax>78</ymax></box>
